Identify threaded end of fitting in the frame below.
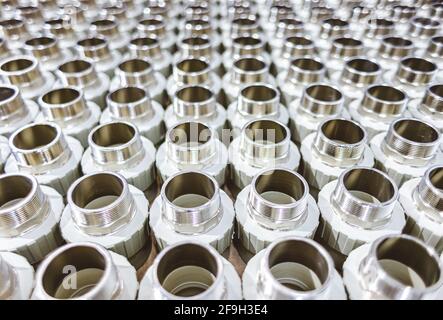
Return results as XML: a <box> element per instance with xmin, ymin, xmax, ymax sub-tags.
<box><xmin>416</xmin><ymin>165</ymin><xmax>443</xmax><ymax>222</ymax></box>
<box><xmin>420</xmin><ymin>84</ymin><xmax>443</xmax><ymax>115</ymax></box>
<box><xmin>319</xmin><ymin>18</ymin><xmax>349</xmax><ymax>39</ymax></box>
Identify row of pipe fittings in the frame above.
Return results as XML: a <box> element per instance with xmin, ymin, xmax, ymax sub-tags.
<box><xmin>0</xmin><ymin>0</ymin><xmax>442</xmax><ymax>301</ymax></box>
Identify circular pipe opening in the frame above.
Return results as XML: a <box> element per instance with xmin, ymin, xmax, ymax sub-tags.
<box><xmin>108</xmin><ymin>87</ymin><xmax>145</xmax><ymax>104</ymax></box>
<box><xmin>286</xmin><ymin>36</ymin><xmax>312</xmax><ymax>46</ymax></box>
<box><xmin>346</xmin><ymin>58</ymin><xmax>380</xmax><ymax>73</ymax></box>
<box><xmin>383</xmin><ymin>36</ymin><xmax>412</xmax><ymax>47</ymax></box>
<box><xmin>367</xmin><ymin>85</ymin><xmax>406</xmax><ymax>102</ymax></box>
<box><xmin>91</xmin><ymin>122</ymin><xmax>135</xmax><ymax>148</ymax></box>
<box><xmin>0</xmin><ymin>86</ymin><xmax>16</xmax><ymax>102</ymax></box>
<box><xmin>169</xmin><ymin>122</ymin><xmax>211</xmax><ymax>147</ymax></box>
<box><xmin>181</xmin><ymin>37</ymin><xmax>209</xmax><ymax>46</ymax></box>
<box><xmin>255</xmin><ymin>170</ymin><xmax>306</xmax><ymax>205</ymax></box>
<box><xmin>12</xmin><ymin>124</ymin><xmax>57</xmax><ymax>150</ymax></box>
<box><xmin>323</xmin><ymin>18</ymin><xmax>348</xmax><ymax>27</ymax></box>
<box><xmin>118</xmin><ymin>59</ymin><xmax>151</xmax><ymax>73</ymax></box>
<box><xmin>0</xmin><ymin>58</ymin><xmax>34</xmax><ymax>72</ymax></box>
<box><xmin>233</xmin><ymin>36</ymin><xmax>261</xmax><ymax>46</ymax></box>
<box><xmin>42</xmin><ymin>88</ymin><xmax>80</xmax><ymax>105</ymax></box>
<box><xmin>58</xmin><ymin>59</ymin><xmax>91</xmax><ymax>74</ymax></box>
<box><xmin>429</xmin><ymin>84</ymin><xmax>443</xmax><ymax>98</ymax></box>
<box><xmin>291</xmin><ymin>58</ymin><xmax>323</xmax><ymax>71</ymax></box>
<box><xmin>333</xmin><ymin>37</ymin><xmax>362</xmax><ymax>47</ymax></box>
<box><xmin>241</xmin><ymin>85</ymin><xmax>277</xmax><ymax>102</ymax></box>
<box><xmin>234</xmin><ymin>57</ymin><xmax>265</xmax><ymax>72</ymax></box>
<box><xmin>320</xmin><ymin>119</ymin><xmax>365</xmax><ymax>145</ymax></box>
<box><xmin>0</xmin><ymin>19</ymin><xmax>23</xmax><ymax>28</ymax></box>
<box><xmin>393</xmin><ymin>119</ymin><xmax>439</xmax><ymax>144</ymax></box>
<box><xmin>401</xmin><ymin>57</ymin><xmax>437</xmax><ymax>73</ymax></box>
<box><xmin>176</xmin><ymin>86</ymin><xmax>212</xmax><ymax>103</ymax></box>
<box><xmin>25</xmin><ymin>36</ymin><xmax>55</xmax><ymax>47</ymax></box>
<box><xmin>232</xmin><ymin>17</ymin><xmax>255</xmax><ymax>26</ymax></box>
<box><xmin>244</xmin><ymin>120</ymin><xmax>288</xmax><ymax>144</ymax></box>
<box><xmin>91</xmin><ymin>19</ymin><xmax>115</xmax><ymax>28</ymax></box>
<box><xmin>0</xmin><ymin>174</ymin><xmax>34</xmax><ymax>210</ymax></box>
<box><xmin>156</xmin><ymin>243</ymin><xmax>219</xmax><ymax>297</ymax></box>
<box><xmin>77</xmin><ymin>37</ymin><xmax>106</xmax><ymax>47</ymax></box>
<box><xmin>429</xmin><ymin>166</ymin><xmax>443</xmax><ymax>190</ymax></box>
<box><xmin>176</xmin><ymin>59</ymin><xmax>208</xmax><ymax>73</ymax></box>
<box><xmin>130</xmin><ymin>37</ymin><xmax>158</xmax><ymax>47</ymax></box>
<box><xmin>305</xmin><ymin>85</ymin><xmax>342</xmax><ymax>102</ymax></box>
<box><xmin>139</xmin><ymin>18</ymin><xmax>163</xmax><ymax>27</ymax></box>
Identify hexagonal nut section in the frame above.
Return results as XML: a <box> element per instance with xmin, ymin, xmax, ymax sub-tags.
<box><xmin>0</xmin><ymin>251</ymin><xmax>34</xmax><ymax>300</ymax></box>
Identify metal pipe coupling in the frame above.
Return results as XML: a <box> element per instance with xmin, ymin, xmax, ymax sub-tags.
<box><xmin>82</xmin><ymin>121</ymin><xmax>156</xmax><ymax>191</ymax></box>
<box><xmin>32</xmin><ymin>242</ymin><xmax>138</xmax><ymax>300</ymax></box>
<box><xmin>358</xmin><ymin>18</ymin><xmax>395</xmax><ymax>50</ymax></box>
<box><xmin>221</xmin><ymin>15</ymin><xmax>261</xmax><ymax>49</ymax></box>
<box><xmin>343</xmin><ymin>234</ymin><xmax>443</xmax><ymax>300</ymax></box>
<box><xmin>100</xmin><ymin>3</ymin><xmax>137</xmax><ymax>34</ymax></box>
<box><xmin>370</xmin><ymin>36</ymin><xmax>414</xmax><ymax>72</ymax></box>
<box><xmin>408</xmin><ymin>17</ymin><xmax>441</xmax><ymax>49</ymax></box>
<box><xmin>348</xmin><ymin>84</ymin><xmax>408</xmax><ymax>139</ymax></box>
<box><xmin>315</xmin><ymin>18</ymin><xmax>351</xmax><ymax>51</ymax></box>
<box><xmin>267</xmin><ymin>17</ymin><xmax>305</xmax><ymax>52</ymax></box>
<box><xmin>164</xmin><ymin>85</ymin><xmax>226</xmax><ymax>136</ymax></box>
<box><xmin>103</xmin><ymin>86</ymin><xmax>165</xmax><ymax>145</ymax></box>
<box><xmin>235</xmin><ymin>168</ymin><xmax>320</xmax><ymax>254</ymax></box>
<box><xmin>128</xmin><ymin>36</ymin><xmax>172</xmax><ymax>77</ymax></box>
<box><xmin>278</xmin><ymin>57</ymin><xmax>327</xmax><ymax>105</ymax></box>
<box><xmin>401</xmin><ymin>165</ymin><xmax>443</xmax><ymax>253</ymax></box>
<box><xmin>5</xmin><ymin>122</ymin><xmax>82</xmax><ymax>196</ymax></box>
<box><xmin>23</xmin><ymin>36</ymin><xmax>73</xmax><ymax>72</ymax></box>
<box><xmin>167</xmin><ymin>57</ymin><xmax>221</xmax><ymax>99</ymax></box>
<box><xmin>43</xmin><ymin>17</ymin><xmax>78</xmax><ymax>51</ymax></box>
<box><xmin>408</xmin><ymin>84</ymin><xmax>443</xmax><ymax>134</ymax></box>
<box><xmin>384</xmin><ymin>56</ymin><xmax>438</xmax><ymax>99</ymax></box>
<box><xmin>304</xmin><ymin>5</ymin><xmax>335</xmax><ymax>35</ymax></box>
<box><xmin>228</xmin><ymin>83</ymin><xmax>289</xmax><ymax>137</ymax></box>
<box><xmin>321</xmin><ymin>37</ymin><xmax>364</xmax><ymax>74</ymax></box>
<box><xmin>139</xmin><ymin>241</ymin><xmax>242</xmax><ymax>300</ymax></box>
<box><xmin>56</xmin><ymin>58</ymin><xmax>110</xmax><ymax>109</ymax></box>
<box><xmin>422</xmin><ymin>36</ymin><xmax>443</xmax><ymax>71</ymax></box>
<box><xmin>243</xmin><ymin>236</ymin><xmax>347</xmax><ymax>299</ymax></box>
<box><xmin>110</xmin><ymin>58</ymin><xmax>166</xmax><ymax>105</ymax></box>
<box><xmin>0</xmin><ymin>84</ymin><xmax>39</xmax><ymax>137</ymax></box>
<box><xmin>60</xmin><ymin>172</ymin><xmax>150</xmax><ymax>268</ymax></box>
<box><xmin>330</xmin><ymin>57</ymin><xmax>382</xmax><ymax>102</ymax></box>
<box><xmin>229</xmin><ymin>119</ymin><xmax>300</xmax><ymax>190</ymax></box>
<box><xmin>37</xmin><ymin>87</ymin><xmax>101</xmax><ymax>147</ymax></box>
<box><xmin>0</xmin><ymin>55</ymin><xmax>55</xmax><ymax>101</ymax></box>
<box><xmin>0</xmin><ymin>173</ymin><xmax>64</xmax><ymax>264</ymax></box>
<box><xmin>156</xmin><ymin>121</ymin><xmax>228</xmax><ymax>186</ymax></box>
<box><xmin>0</xmin><ymin>19</ymin><xmax>30</xmax><ymax>50</ymax></box>
<box><xmin>389</xmin><ymin>4</ymin><xmax>417</xmax><ymax>34</ymax></box>
<box><xmin>89</xmin><ymin>18</ymin><xmax>130</xmax><ymax>54</ymax></box>
<box><xmin>317</xmin><ymin>167</ymin><xmax>406</xmax><ymax>256</ymax></box>
<box><xmin>75</xmin><ymin>36</ymin><xmax>122</xmax><ymax>78</ymax></box>
<box><xmin>150</xmin><ymin>170</ymin><xmax>235</xmax><ymax>254</ymax></box>
<box><xmin>288</xmin><ymin>83</ymin><xmax>348</xmax><ymax>144</ymax></box>
<box><xmin>272</xmin><ymin>35</ymin><xmax>318</xmax><ymax>74</ymax></box>
<box><xmin>301</xmin><ymin>118</ymin><xmax>374</xmax><ymax>193</ymax></box>
<box><xmin>0</xmin><ymin>38</ymin><xmax>13</xmax><ymax>62</ymax></box>
<box><xmin>260</xmin><ymin>3</ymin><xmax>296</xmax><ymax>34</ymax></box>
<box><xmin>370</xmin><ymin>117</ymin><xmax>443</xmax><ymax>186</ymax></box>
<box><xmin>0</xmin><ymin>251</ymin><xmax>34</xmax><ymax>299</ymax></box>
<box><xmin>222</xmin><ymin>35</ymin><xmax>271</xmax><ymax>71</ymax></box>
<box><xmin>135</xmin><ymin>17</ymin><xmax>176</xmax><ymax>52</ymax></box>
<box><xmin>222</xmin><ymin>56</ymin><xmax>276</xmax><ymax>104</ymax></box>
<box><xmin>59</xmin><ymin>4</ymin><xmax>89</xmax><ymax>35</ymax></box>
<box><xmin>179</xmin><ymin>18</ymin><xmax>221</xmax><ymax>51</ymax></box>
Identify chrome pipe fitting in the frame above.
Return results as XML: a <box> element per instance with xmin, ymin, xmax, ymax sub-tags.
<box><xmin>222</xmin><ymin>15</ymin><xmax>260</xmax><ymax>48</ymax></box>
<box><xmin>289</xmin><ymin>83</ymin><xmax>347</xmax><ymax>144</ymax></box>
<box><xmin>56</xmin><ymin>59</ymin><xmax>110</xmax><ymax>109</ymax></box>
<box><xmin>32</xmin><ymin>242</ymin><xmax>138</xmax><ymax>300</ymax></box>
<box><xmin>408</xmin><ymin>17</ymin><xmax>440</xmax><ymax>48</ymax></box>
<box><xmin>24</xmin><ymin>36</ymin><xmax>73</xmax><ymax>72</ymax></box>
<box><xmin>228</xmin><ymin>83</ymin><xmax>289</xmax><ymax>137</ymax></box>
<box><xmin>229</xmin><ymin>119</ymin><xmax>300</xmax><ymax>189</ymax></box>
<box><xmin>136</xmin><ymin>17</ymin><xmax>176</xmax><ymax>52</ymax></box>
<box><xmin>100</xmin><ymin>3</ymin><xmax>136</xmax><ymax>34</ymax></box>
<box><xmin>408</xmin><ymin>84</ymin><xmax>443</xmax><ymax>133</ymax></box>
<box><xmin>128</xmin><ymin>36</ymin><xmax>172</xmax><ymax>77</ymax></box>
<box><xmin>301</xmin><ymin>118</ymin><xmax>374</xmax><ymax>192</ymax></box>
<box><xmin>180</xmin><ymin>18</ymin><xmax>221</xmax><ymax>50</ymax></box>
<box><xmin>59</xmin><ymin>4</ymin><xmax>89</xmax><ymax>34</ymax></box>
<box><xmin>235</xmin><ymin>168</ymin><xmax>320</xmax><ymax>254</ymax></box>
<box><xmin>349</xmin><ymin>84</ymin><xmax>408</xmax><ymax>139</ymax></box>
<box><xmin>156</xmin><ymin>121</ymin><xmax>228</xmax><ymax>186</ymax></box>
<box><xmin>43</xmin><ymin>17</ymin><xmax>77</xmax><ymax>50</ymax></box>
<box><xmin>165</xmin><ymin>85</ymin><xmax>226</xmax><ymax>136</ymax></box>
<box><xmin>243</xmin><ymin>237</ymin><xmax>346</xmax><ymax>299</ymax></box>
<box><xmin>37</xmin><ymin>87</ymin><xmax>101</xmax><ymax>147</ymax></box>
<box><xmin>0</xmin><ymin>173</ymin><xmax>64</xmax><ymax>264</ymax></box>
<box><xmin>90</xmin><ymin>18</ymin><xmax>129</xmax><ymax>54</ymax></box>
<box><xmin>273</xmin><ymin>36</ymin><xmax>317</xmax><ymax>73</ymax></box>
<box><xmin>139</xmin><ymin>241</ymin><xmax>242</xmax><ymax>300</ymax></box>
<box><xmin>316</xmin><ymin>18</ymin><xmax>350</xmax><ymax>51</ymax></box>
<box><xmin>373</xmin><ymin>36</ymin><xmax>414</xmax><ymax>71</ymax></box>
<box><xmin>222</xmin><ymin>35</ymin><xmax>271</xmax><ymax>70</ymax></box>
<box><xmin>318</xmin><ymin>167</ymin><xmax>406</xmax><ymax>255</ymax></box>
<box><xmin>371</xmin><ymin>117</ymin><xmax>442</xmax><ymax>186</ymax></box>
<box><xmin>0</xmin><ymin>251</ymin><xmax>33</xmax><ymax>300</ymax></box>
<box><xmin>168</xmin><ymin>57</ymin><xmax>221</xmax><ymax>98</ymax></box>
<box><xmin>17</xmin><ymin>5</ymin><xmax>44</xmax><ymax>33</ymax></box>
<box><xmin>360</xmin><ymin>18</ymin><xmax>395</xmax><ymax>49</ymax></box>
<box><xmin>0</xmin><ymin>19</ymin><xmax>29</xmax><ymax>50</ymax></box>
<box><xmin>81</xmin><ymin>121</ymin><xmax>156</xmax><ymax>191</ymax></box>
<box><xmin>343</xmin><ymin>234</ymin><xmax>443</xmax><ymax>300</ymax></box>
<box><xmin>103</xmin><ymin>86</ymin><xmax>165</xmax><ymax>145</ymax></box>
<box><xmin>61</xmin><ymin>171</ymin><xmax>150</xmax><ymax>268</ymax></box>
<box><xmin>424</xmin><ymin>36</ymin><xmax>443</xmax><ymax>69</ymax></box>
<box><xmin>75</xmin><ymin>36</ymin><xmax>122</xmax><ymax>78</ymax></box>
<box><xmin>322</xmin><ymin>37</ymin><xmax>364</xmax><ymax>74</ymax></box>
<box><xmin>278</xmin><ymin>57</ymin><xmax>327</xmax><ymax>104</ymax></box>
<box><xmin>401</xmin><ymin>165</ymin><xmax>443</xmax><ymax>253</ymax></box>
<box><xmin>0</xmin><ymin>55</ymin><xmax>55</xmax><ymax>101</ymax></box>
<box><xmin>111</xmin><ymin>58</ymin><xmax>166</xmax><ymax>104</ymax></box>
<box><xmin>0</xmin><ymin>84</ymin><xmax>39</xmax><ymax>137</ymax></box>
<box><xmin>150</xmin><ymin>170</ymin><xmax>235</xmax><ymax>253</ymax></box>
<box><xmin>5</xmin><ymin>122</ymin><xmax>82</xmax><ymax>195</ymax></box>
<box><xmin>267</xmin><ymin>18</ymin><xmax>304</xmax><ymax>52</ymax></box>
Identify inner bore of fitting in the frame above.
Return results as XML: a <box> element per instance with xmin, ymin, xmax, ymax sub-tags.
<box><xmin>279</xmin><ymin>18</ymin><xmax>302</xmax><ymax>27</ymax></box>
<box><xmin>71</xmin><ymin>173</ymin><xmax>124</xmax><ymax>211</ymax></box>
<box><xmin>369</xmin><ymin>18</ymin><xmax>393</xmax><ymax>27</ymax></box>
<box><xmin>306</xmin><ymin>85</ymin><xmax>342</xmax><ymax>102</ymax></box>
<box><xmin>169</xmin><ymin>122</ymin><xmax>211</xmax><ymax>148</ymax></box>
<box><xmin>186</xmin><ymin>19</ymin><xmax>209</xmax><ymax>28</ymax></box>
<box><xmin>130</xmin><ymin>37</ymin><xmax>157</xmax><ymax>47</ymax></box>
<box><xmin>140</xmin><ymin>18</ymin><xmax>163</xmax><ymax>27</ymax></box>
<box><xmin>429</xmin><ymin>84</ymin><xmax>443</xmax><ymax>99</ymax></box>
<box><xmin>429</xmin><ymin>167</ymin><xmax>443</xmax><ymax>190</ymax></box>
<box><xmin>241</xmin><ymin>85</ymin><xmax>277</xmax><ymax>102</ymax></box>
<box><xmin>401</xmin><ymin>58</ymin><xmax>436</xmax><ymax>73</ymax></box>
<box><xmin>367</xmin><ymin>85</ymin><xmax>406</xmax><ymax>102</ymax></box>
<box><xmin>77</xmin><ymin>37</ymin><xmax>105</xmax><ymax>47</ymax></box>
<box><xmin>0</xmin><ymin>86</ymin><xmax>15</xmax><ymax>102</ymax></box>
<box><xmin>12</xmin><ymin>124</ymin><xmax>57</xmax><ymax>150</ymax></box>
<box><xmin>157</xmin><ymin>243</ymin><xmax>218</xmax><ymax>297</ymax></box>
<box><xmin>334</xmin><ymin>37</ymin><xmax>362</xmax><ymax>47</ymax></box>
<box><xmin>233</xmin><ymin>36</ymin><xmax>260</xmax><ymax>46</ymax></box>
<box><xmin>383</xmin><ymin>37</ymin><xmax>412</xmax><ymax>47</ymax></box>
<box><xmin>287</xmin><ymin>36</ymin><xmax>312</xmax><ymax>46</ymax></box>
<box><xmin>59</xmin><ymin>60</ymin><xmax>91</xmax><ymax>74</ymax></box>
<box><xmin>267</xmin><ymin>240</ymin><xmax>329</xmax><ymax>291</ymax></box>
<box><xmin>342</xmin><ymin>168</ymin><xmax>395</xmax><ymax>204</ymax></box>
<box><xmin>413</xmin><ymin>17</ymin><xmax>439</xmax><ymax>28</ymax></box>
<box><xmin>234</xmin><ymin>57</ymin><xmax>265</xmax><ymax>72</ymax></box>
<box><xmin>0</xmin><ymin>58</ymin><xmax>33</xmax><ymax>72</ymax></box>
<box><xmin>92</xmin><ymin>122</ymin><xmax>135</xmax><ymax>149</ymax></box>
<box><xmin>320</xmin><ymin>119</ymin><xmax>364</xmax><ymax>145</ymax></box>
<box><xmin>177</xmin><ymin>59</ymin><xmax>208</xmax><ymax>73</ymax></box>
<box><xmin>176</xmin><ymin>86</ymin><xmax>212</xmax><ymax>103</ymax></box>
<box><xmin>45</xmin><ymin>19</ymin><xmax>65</xmax><ymax>27</ymax></box>
<box><xmin>376</xmin><ymin>237</ymin><xmax>441</xmax><ymax>288</ymax></box>
<box><xmin>25</xmin><ymin>36</ymin><xmax>55</xmax><ymax>47</ymax></box>
<box><xmin>255</xmin><ymin>170</ymin><xmax>305</xmax><ymax>205</ymax></box>
<box><xmin>119</xmin><ymin>59</ymin><xmax>150</xmax><ymax>73</ymax></box>
<box><xmin>393</xmin><ymin>119</ymin><xmax>439</xmax><ymax>144</ymax></box>
<box><xmin>42</xmin><ymin>88</ymin><xmax>79</xmax><ymax>105</ymax></box>
<box><xmin>182</xmin><ymin>37</ymin><xmax>209</xmax><ymax>46</ymax></box>
<box><xmin>0</xmin><ymin>175</ymin><xmax>33</xmax><ymax>209</ymax></box>
<box><xmin>292</xmin><ymin>58</ymin><xmax>323</xmax><ymax>71</ymax></box>
<box><xmin>233</xmin><ymin>18</ymin><xmax>255</xmax><ymax>26</ymax></box>
<box><xmin>245</xmin><ymin>120</ymin><xmax>287</xmax><ymax>144</ymax></box>
<box><xmin>41</xmin><ymin>245</ymin><xmax>106</xmax><ymax>299</ymax></box>
<box><xmin>323</xmin><ymin>18</ymin><xmax>348</xmax><ymax>28</ymax></box>
<box><xmin>346</xmin><ymin>58</ymin><xmax>380</xmax><ymax>73</ymax></box>
<box><xmin>0</xmin><ymin>19</ymin><xmax>22</xmax><ymax>28</ymax></box>
<box><xmin>431</xmin><ymin>36</ymin><xmax>443</xmax><ymax>45</ymax></box>
<box><xmin>165</xmin><ymin>172</ymin><xmax>215</xmax><ymax>208</ymax></box>
<box><xmin>92</xmin><ymin>19</ymin><xmax>114</xmax><ymax>28</ymax></box>
<box><xmin>109</xmin><ymin>87</ymin><xmax>146</xmax><ymax>104</ymax></box>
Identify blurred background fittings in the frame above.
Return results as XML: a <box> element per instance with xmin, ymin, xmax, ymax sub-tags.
<box><xmin>128</xmin><ymin>36</ymin><xmax>172</xmax><ymax>77</ymax></box>
<box><xmin>272</xmin><ymin>36</ymin><xmax>318</xmax><ymax>74</ymax></box>
<box><xmin>0</xmin><ymin>251</ymin><xmax>34</xmax><ymax>300</ymax></box>
<box><xmin>408</xmin><ymin>84</ymin><xmax>443</xmax><ymax>133</ymax></box>
<box><xmin>0</xmin><ymin>135</ymin><xmax>9</xmax><ymax>172</ymax></box>
<box><xmin>371</xmin><ymin>36</ymin><xmax>414</xmax><ymax>72</ymax></box>
<box><xmin>0</xmin><ymin>19</ymin><xmax>30</xmax><ymax>50</ymax></box>
<box><xmin>89</xmin><ymin>18</ymin><xmax>129</xmax><ymax>54</ymax></box>
<box><xmin>321</xmin><ymin>37</ymin><xmax>364</xmax><ymax>74</ymax></box>
<box><xmin>43</xmin><ymin>17</ymin><xmax>77</xmax><ymax>51</ymax></box>
<box><xmin>135</xmin><ymin>17</ymin><xmax>176</xmax><ymax>52</ymax></box>
<box><xmin>24</xmin><ymin>36</ymin><xmax>73</xmax><ymax>72</ymax></box>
